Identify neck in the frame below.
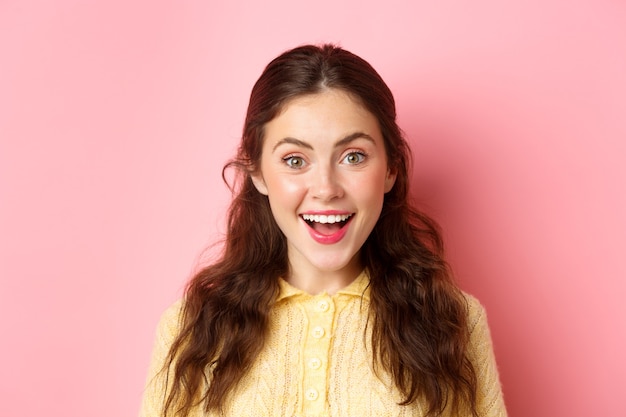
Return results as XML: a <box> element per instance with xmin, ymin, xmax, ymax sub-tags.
<box><xmin>286</xmin><ymin>258</ymin><xmax>362</xmax><ymax>295</ymax></box>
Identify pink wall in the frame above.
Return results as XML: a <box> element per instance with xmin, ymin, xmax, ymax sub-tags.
<box><xmin>1</xmin><ymin>1</ymin><xmax>624</xmax><ymax>416</ymax></box>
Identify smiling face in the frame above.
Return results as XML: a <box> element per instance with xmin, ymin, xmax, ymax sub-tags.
<box><xmin>251</xmin><ymin>89</ymin><xmax>396</xmax><ymax>289</ymax></box>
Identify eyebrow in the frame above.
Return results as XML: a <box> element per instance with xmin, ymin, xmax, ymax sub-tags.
<box><xmin>272</xmin><ymin>132</ymin><xmax>376</xmax><ymax>152</ymax></box>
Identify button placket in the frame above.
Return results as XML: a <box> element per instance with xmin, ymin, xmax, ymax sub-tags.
<box><xmin>317</xmin><ymin>300</ymin><xmax>330</xmax><ymax>312</ymax></box>
<box><xmin>311</xmin><ymin>326</ymin><xmax>325</xmax><ymax>338</ymax></box>
<box><xmin>301</xmin><ymin>295</ymin><xmax>335</xmax><ymax>413</ymax></box>
<box><xmin>305</xmin><ymin>388</ymin><xmax>319</xmax><ymax>401</ymax></box>
<box><xmin>308</xmin><ymin>357</ymin><xmax>322</xmax><ymax>369</ymax></box>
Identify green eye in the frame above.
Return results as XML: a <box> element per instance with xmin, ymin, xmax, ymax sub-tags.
<box><xmin>285</xmin><ymin>156</ymin><xmax>305</xmax><ymax>168</ymax></box>
<box><xmin>343</xmin><ymin>152</ymin><xmax>365</xmax><ymax>164</ymax></box>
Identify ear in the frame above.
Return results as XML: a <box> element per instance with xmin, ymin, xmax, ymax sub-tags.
<box><xmin>251</xmin><ymin>173</ymin><xmax>268</xmax><ymax>195</ymax></box>
<box><xmin>384</xmin><ymin>167</ymin><xmax>397</xmax><ymax>193</ymax></box>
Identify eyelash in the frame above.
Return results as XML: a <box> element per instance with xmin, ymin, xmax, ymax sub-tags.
<box><xmin>282</xmin><ymin>151</ymin><xmax>367</xmax><ymax>169</ymax></box>
<box><xmin>283</xmin><ymin>155</ymin><xmax>306</xmax><ymax>169</ymax></box>
<box><xmin>342</xmin><ymin>151</ymin><xmax>367</xmax><ymax>165</ymax></box>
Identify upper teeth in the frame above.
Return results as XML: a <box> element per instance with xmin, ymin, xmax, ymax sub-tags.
<box><xmin>302</xmin><ymin>214</ymin><xmax>352</xmax><ymax>224</ymax></box>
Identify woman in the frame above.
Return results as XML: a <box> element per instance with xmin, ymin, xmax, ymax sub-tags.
<box><xmin>140</xmin><ymin>44</ymin><xmax>507</xmax><ymax>417</ymax></box>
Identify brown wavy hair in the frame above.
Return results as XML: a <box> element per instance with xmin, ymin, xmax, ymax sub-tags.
<box><xmin>161</xmin><ymin>44</ymin><xmax>478</xmax><ymax>416</ymax></box>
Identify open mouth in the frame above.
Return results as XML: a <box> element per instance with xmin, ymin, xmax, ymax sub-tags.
<box><xmin>301</xmin><ymin>213</ymin><xmax>353</xmax><ymax>235</ymax></box>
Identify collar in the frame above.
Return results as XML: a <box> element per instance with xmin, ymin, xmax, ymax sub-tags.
<box><xmin>276</xmin><ymin>269</ymin><xmax>370</xmax><ymax>302</ymax></box>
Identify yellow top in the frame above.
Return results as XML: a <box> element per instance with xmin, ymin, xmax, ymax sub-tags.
<box><xmin>139</xmin><ymin>271</ymin><xmax>507</xmax><ymax>416</ymax></box>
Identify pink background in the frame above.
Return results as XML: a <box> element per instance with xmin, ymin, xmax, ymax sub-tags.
<box><xmin>1</xmin><ymin>1</ymin><xmax>625</xmax><ymax>416</ymax></box>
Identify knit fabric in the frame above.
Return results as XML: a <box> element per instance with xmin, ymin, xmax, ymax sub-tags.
<box><xmin>139</xmin><ymin>271</ymin><xmax>507</xmax><ymax>417</ymax></box>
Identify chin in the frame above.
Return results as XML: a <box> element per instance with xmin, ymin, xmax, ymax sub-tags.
<box><xmin>310</xmin><ymin>255</ymin><xmax>360</xmax><ymax>274</ymax></box>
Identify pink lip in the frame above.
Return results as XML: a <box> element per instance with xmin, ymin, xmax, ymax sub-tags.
<box><xmin>300</xmin><ymin>210</ymin><xmax>352</xmax><ymax>215</ymax></box>
<box><xmin>300</xmin><ymin>212</ymin><xmax>354</xmax><ymax>245</ymax></box>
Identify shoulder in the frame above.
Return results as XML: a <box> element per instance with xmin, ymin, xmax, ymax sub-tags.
<box><xmin>460</xmin><ymin>291</ymin><xmax>494</xmax><ymax>342</ymax></box>
<box><xmin>159</xmin><ymin>299</ymin><xmax>184</xmax><ymax>325</ymax></box>
<box><xmin>140</xmin><ymin>300</ymin><xmax>186</xmax><ymax>417</ymax></box>
<box><xmin>460</xmin><ymin>291</ymin><xmax>498</xmax><ymax>361</ymax></box>
<box><xmin>459</xmin><ymin>292</ymin><xmax>509</xmax><ymax>416</ymax></box>
<box><xmin>153</xmin><ymin>299</ymin><xmax>185</xmax><ymax>349</ymax></box>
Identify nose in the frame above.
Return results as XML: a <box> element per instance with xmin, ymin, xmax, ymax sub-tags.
<box><xmin>311</xmin><ymin>165</ymin><xmax>344</xmax><ymax>201</ymax></box>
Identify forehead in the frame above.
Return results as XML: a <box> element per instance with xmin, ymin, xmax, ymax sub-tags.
<box><xmin>263</xmin><ymin>89</ymin><xmax>381</xmax><ymax>143</ymax></box>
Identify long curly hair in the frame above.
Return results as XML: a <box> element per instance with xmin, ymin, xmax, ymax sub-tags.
<box><xmin>161</xmin><ymin>44</ymin><xmax>478</xmax><ymax>417</ymax></box>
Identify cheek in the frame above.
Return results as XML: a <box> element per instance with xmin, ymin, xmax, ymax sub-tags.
<box><xmin>350</xmin><ymin>171</ymin><xmax>388</xmax><ymax>198</ymax></box>
<box><xmin>265</xmin><ymin>176</ymin><xmax>306</xmax><ymax>212</ymax></box>
<box><xmin>267</xmin><ymin>176</ymin><xmax>302</xmax><ymax>196</ymax></box>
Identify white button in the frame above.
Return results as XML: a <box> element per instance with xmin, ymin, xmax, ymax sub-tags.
<box><xmin>312</xmin><ymin>326</ymin><xmax>325</xmax><ymax>338</ymax></box>
<box><xmin>308</xmin><ymin>357</ymin><xmax>322</xmax><ymax>369</ymax></box>
<box><xmin>317</xmin><ymin>300</ymin><xmax>329</xmax><ymax>312</ymax></box>
<box><xmin>305</xmin><ymin>388</ymin><xmax>319</xmax><ymax>401</ymax></box>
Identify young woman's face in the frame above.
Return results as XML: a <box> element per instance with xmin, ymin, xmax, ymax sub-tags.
<box><xmin>252</xmin><ymin>89</ymin><xmax>396</xmax><ymax>281</ymax></box>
